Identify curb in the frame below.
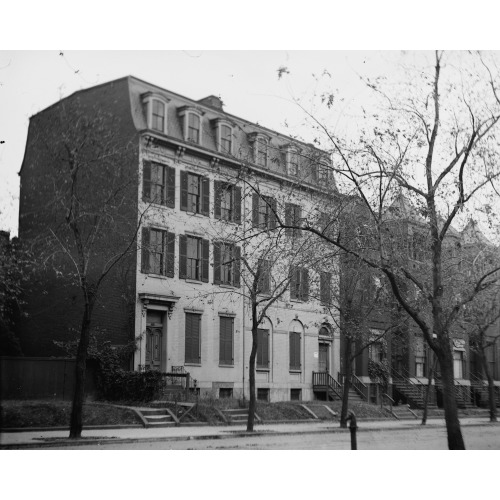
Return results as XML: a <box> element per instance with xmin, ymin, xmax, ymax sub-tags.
<box><xmin>1</xmin><ymin>420</ymin><xmax>497</xmax><ymax>450</ymax></box>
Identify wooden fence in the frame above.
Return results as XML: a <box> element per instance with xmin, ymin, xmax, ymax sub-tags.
<box><xmin>0</xmin><ymin>356</ymin><xmax>97</xmax><ymax>401</ymax></box>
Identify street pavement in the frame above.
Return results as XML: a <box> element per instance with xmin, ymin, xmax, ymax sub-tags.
<box><xmin>1</xmin><ymin>416</ymin><xmax>497</xmax><ymax>449</ymax></box>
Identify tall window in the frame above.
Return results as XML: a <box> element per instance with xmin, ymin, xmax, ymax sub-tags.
<box><xmin>257</xmin><ymin>328</ymin><xmax>270</xmax><ymax>369</ymax></box>
<box><xmin>284</xmin><ymin>146</ymin><xmax>299</xmax><ymax>176</ymax></box>
<box><xmin>187</xmin><ymin>236</ymin><xmax>201</xmax><ymax>280</ymax></box>
<box><xmin>409</xmin><ymin>232</ymin><xmax>427</xmax><ymax>261</ymax></box>
<box><xmin>188</xmin><ymin>113</ymin><xmax>201</xmax><ymax>143</ymax></box>
<box><xmin>252</xmin><ymin>194</ymin><xmax>277</xmax><ymax>229</ymax></box>
<box><xmin>185</xmin><ymin>313</ymin><xmax>201</xmax><ymax>364</ymax></box>
<box><xmin>187</xmin><ymin>174</ymin><xmax>200</xmax><ymax>213</ymax></box>
<box><xmin>152</xmin><ymin>99</ymin><xmax>165</xmax><ymax>132</ymax></box>
<box><xmin>453</xmin><ymin>350</ymin><xmax>465</xmax><ymax>379</ymax></box>
<box><xmin>369</xmin><ymin>342</ymin><xmax>385</xmax><ymax>363</ymax></box>
<box><xmin>290</xmin><ymin>266</ymin><xmax>309</xmax><ymax>302</ymax></box>
<box><xmin>256</xmin><ymin>138</ymin><xmax>268</xmax><ymax>167</ymax></box>
<box><xmin>415</xmin><ymin>337</ymin><xmax>426</xmax><ymax>377</ymax></box>
<box><xmin>213</xmin><ymin>242</ymin><xmax>241</xmax><ymax>287</ymax></box>
<box><xmin>141</xmin><ymin>227</ymin><xmax>175</xmax><ymax>277</ymax></box>
<box><xmin>219</xmin><ymin>316</ymin><xmax>234</xmax><ymax>365</ymax></box>
<box><xmin>142</xmin><ymin>161</ymin><xmax>175</xmax><ymax>208</ymax></box>
<box><xmin>180</xmin><ymin>171</ymin><xmax>209</xmax><ymax>216</ymax></box>
<box><xmin>289</xmin><ymin>331</ymin><xmax>301</xmax><ymax>371</ymax></box>
<box><xmin>179</xmin><ymin>235</ymin><xmax>209</xmax><ymax>282</ymax></box>
<box><xmin>220</xmin><ymin>124</ymin><xmax>232</xmax><ymax>154</ymax></box>
<box><xmin>257</xmin><ymin>259</ymin><xmax>271</xmax><ymax>294</ymax></box>
<box><xmin>214</xmin><ymin>182</ymin><xmax>241</xmax><ymax>223</ymax></box>
<box><xmin>320</xmin><ymin>272</ymin><xmax>332</xmax><ymax>306</ymax></box>
<box><xmin>285</xmin><ymin>203</ymin><xmax>302</xmax><ymax>237</ymax></box>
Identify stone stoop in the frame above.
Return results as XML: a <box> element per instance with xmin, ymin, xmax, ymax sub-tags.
<box><xmin>222</xmin><ymin>408</ymin><xmax>261</xmax><ymax>426</ymax></box>
<box><xmin>139</xmin><ymin>408</ymin><xmax>177</xmax><ymax>428</ymax></box>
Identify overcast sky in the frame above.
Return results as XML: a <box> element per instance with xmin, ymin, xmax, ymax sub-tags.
<box><xmin>1</xmin><ymin>2</ymin><xmax>499</xmax><ymax>237</ymax></box>
<box><xmin>0</xmin><ymin>50</ymin><xmax>404</xmax><ymax>235</ymax></box>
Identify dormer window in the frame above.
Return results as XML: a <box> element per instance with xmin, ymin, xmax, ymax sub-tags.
<box><xmin>188</xmin><ymin>113</ymin><xmax>201</xmax><ymax>143</ymax></box>
<box><xmin>178</xmin><ymin>106</ymin><xmax>204</xmax><ymax>145</ymax></box>
<box><xmin>142</xmin><ymin>92</ymin><xmax>170</xmax><ymax>134</ymax></box>
<box><xmin>318</xmin><ymin>156</ymin><xmax>331</xmax><ymax>183</ymax></box>
<box><xmin>152</xmin><ymin>100</ymin><xmax>165</xmax><ymax>131</ymax></box>
<box><xmin>283</xmin><ymin>145</ymin><xmax>299</xmax><ymax>176</ymax></box>
<box><xmin>249</xmin><ymin>133</ymin><xmax>269</xmax><ymax>167</ymax></box>
<box><xmin>213</xmin><ymin>119</ymin><xmax>234</xmax><ymax>155</ymax></box>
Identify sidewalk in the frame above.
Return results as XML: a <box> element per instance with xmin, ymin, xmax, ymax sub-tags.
<box><xmin>1</xmin><ymin>416</ymin><xmax>497</xmax><ymax>449</ymax></box>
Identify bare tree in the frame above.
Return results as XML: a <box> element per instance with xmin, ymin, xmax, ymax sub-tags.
<box><xmin>462</xmin><ymin>285</ymin><xmax>500</xmax><ymax>422</ymax></box>
<box><xmin>273</xmin><ymin>51</ymin><xmax>500</xmax><ymax>449</ymax></box>
<box><xmin>21</xmin><ymin>98</ymin><xmax>145</xmax><ymax>438</ymax></box>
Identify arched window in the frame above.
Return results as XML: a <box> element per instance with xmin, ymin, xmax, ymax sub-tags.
<box><xmin>142</xmin><ymin>92</ymin><xmax>170</xmax><ymax>134</ymax></box>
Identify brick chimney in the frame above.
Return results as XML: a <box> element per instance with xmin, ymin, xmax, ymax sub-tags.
<box><xmin>198</xmin><ymin>95</ymin><xmax>224</xmax><ymax>110</ymax></box>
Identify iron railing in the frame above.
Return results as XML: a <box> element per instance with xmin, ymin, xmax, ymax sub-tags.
<box><xmin>313</xmin><ymin>371</ymin><xmax>343</xmax><ymax>399</ymax></box>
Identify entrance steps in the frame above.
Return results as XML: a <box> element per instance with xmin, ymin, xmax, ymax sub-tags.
<box><xmin>138</xmin><ymin>407</ymin><xmax>176</xmax><ymax>428</ymax></box>
<box><xmin>221</xmin><ymin>408</ymin><xmax>261</xmax><ymax>425</ymax></box>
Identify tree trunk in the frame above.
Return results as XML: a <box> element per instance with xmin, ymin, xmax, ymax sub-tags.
<box><xmin>69</xmin><ymin>297</ymin><xmax>95</xmax><ymax>439</ymax></box>
<box><xmin>340</xmin><ymin>338</ymin><xmax>352</xmax><ymax>428</ymax></box>
<box><xmin>436</xmin><ymin>346</ymin><xmax>465</xmax><ymax>449</ymax></box>
<box><xmin>480</xmin><ymin>354</ymin><xmax>498</xmax><ymax>422</ymax></box>
<box><xmin>421</xmin><ymin>356</ymin><xmax>438</xmax><ymax>425</ymax></box>
<box><xmin>246</xmin><ymin>303</ymin><xmax>258</xmax><ymax>432</ymax></box>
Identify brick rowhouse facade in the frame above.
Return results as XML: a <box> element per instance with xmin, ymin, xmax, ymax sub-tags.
<box><xmin>17</xmin><ymin>76</ymin><xmax>340</xmax><ymax>401</ymax></box>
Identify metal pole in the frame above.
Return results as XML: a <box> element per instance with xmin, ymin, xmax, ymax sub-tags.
<box><xmin>346</xmin><ymin>411</ymin><xmax>358</xmax><ymax>450</ymax></box>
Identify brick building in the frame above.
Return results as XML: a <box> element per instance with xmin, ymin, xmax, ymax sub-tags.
<box><xmin>345</xmin><ymin>195</ymin><xmax>500</xmax><ymax>408</ymax></box>
<box><xmin>17</xmin><ymin>76</ymin><xmax>340</xmax><ymax>402</ymax></box>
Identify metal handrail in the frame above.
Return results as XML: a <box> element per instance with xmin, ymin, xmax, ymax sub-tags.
<box><xmin>381</xmin><ymin>393</ymin><xmax>395</xmax><ymax>412</ymax></box>
<box><xmin>313</xmin><ymin>371</ymin><xmax>343</xmax><ymax>399</ymax></box>
<box><xmin>350</xmin><ymin>374</ymin><xmax>368</xmax><ymax>401</ymax></box>
<box><xmin>469</xmin><ymin>372</ymin><xmax>485</xmax><ymax>387</ymax></box>
<box><xmin>391</xmin><ymin>366</ymin><xmax>427</xmax><ymax>406</ymax></box>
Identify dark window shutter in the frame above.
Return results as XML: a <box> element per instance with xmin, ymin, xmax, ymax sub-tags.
<box><xmin>263</xmin><ymin>330</ymin><xmax>269</xmax><ymax>367</ymax></box>
<box><xmin>166</xmin><ymin>166</ymin><xmax>175</xmax><ymax>208</ymax></box>
<box><xmin>214</xmin><ymin>180</ymin><xmax>222</xmax><ymax>220</ymax></box>
<box><xmin>290</xmin><ymin>332</ymin><xmax>301</xmax><ymax>370</ymax></box>
<box><xmin>185</xmin><ymin>313</ymin><xmax>193</xmax><ymax>363</ymax></box>
<box><xmin>301</xmin><ymin>268</ymin><xmax>309</xmax><ymax>301</ymax></box>
<box><xmin>233</xmin><ymin>245</ymin><xmax>241</xmax><ymax>287</ymax></box>
<box><xmin>196</xmin><ymin>314</ymin><xmax>201</xmax><ymax>363</ymax></box>
<box><xmin>213</xmin><ymin>242</ymin><xmax>221</xmax><ymax>284</ymax></box>
<box><xmin>219</xmin><ymin>319</ymin><xmax>225</xmax><ymax>364</ymax></box>
<box><xmin>185</xmin><ymin>313</ymin><xmax>201</xmax><ymax>364</ymax></box>
<box><xmin>165</xmin><ymin>231</ymin><xmax>175</xmax><ymax>278</ymax></box>
<box><xmin>257</xmin><ymin>329</ymin><xmax>269</xmax><ymax>368</ymax></box>
<box><xmin>201</xmin><ymin>238</ymin><xmax>209</xmax><ymax>283</ymax></box>
<box><xmin>180</xmin><ymin>170</ymin><xmax>188</xmax><ymax>212</ymax></box>
<box><xmin>201</xmin><ymin>177</ymin><xmax>210</xmax><ymax>216</ymax></box>
<box><xmin>321</xmin><ymin>272</ymin><xmax>331</xmax><ymax>305</ymax></box>
<box><xmin>179</xmin><ymin>234</ymin><xmax>187</xmax><ymax>279</ymax></box>
<box><xmin>285</xmin><ymin>203</ymin><xmax>292</xmax><ymax>236</ymax></box>
<box><xmin>252</xmin><ymin>193</ymin><xmax>259</xmax><ymax>227</ymax></box>
<box><xmin>264</xmin><ymin>260</ymin><xmax>271</xmax><ymax>293</ymax></box>
<box><xmin>234</xmin><ymin>186</ymin><xmax>242</xmax><ymax>224</ymax></box>
<box><xmin>269</xmin><ymin>198</ymin><xmax>277</xmax><ymax>229</ymax></box>
<box><xmin>219</xmin><ymin>317</ymin><xmax>233</xmax><ymax>365</ymax></box>
<box><xmin>296</xmin><ymin>206</ymin><xmax>302</xmax><ymax>237</ymax></box>
<box><xmin>141</xmin><ymin>227</ymin><xmax>150</xmax><ymax>274</ymax></box>
<box><xmin>290</xmin><ymin>266</ymin><xmax>296</xmax><ymax>300</ymax></box>
<box><xmin>187</xmin><ymin>313</ymin><xmax>200</xmax><ymax>364</ymax></box>
<box><xmin>230</xmin><ymin>318</ymin><xmax>234</xmax><ymax>364</ymax></box>
<box><xmin>142</xmin><ymin>161</ymin><xmax>151</xmax><ymax>202</ymax></box>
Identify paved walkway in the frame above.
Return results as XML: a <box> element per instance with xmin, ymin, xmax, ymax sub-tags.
<box><xmin>1</xmin><ymin>416</ymin><xmax>497</xmax><ymax>448</ymax></box>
